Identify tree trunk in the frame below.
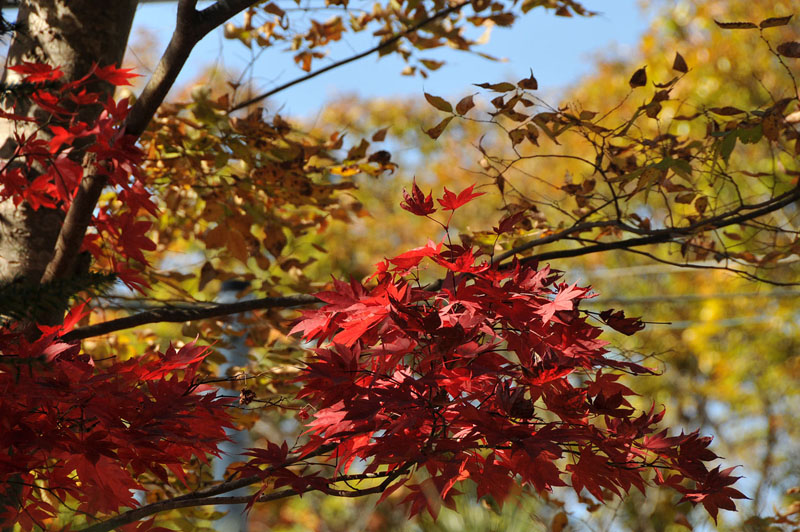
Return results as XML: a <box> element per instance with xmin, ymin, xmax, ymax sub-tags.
<box><xmin>0</xmin><ymin>0</ymin><xmax>138</xmax><ymax>286</ymax></box>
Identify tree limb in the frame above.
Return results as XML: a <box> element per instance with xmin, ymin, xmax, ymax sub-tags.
<box><xmin>228</xmin><ymin>0</ymin><xmax>470</xmax><ymax>113</ymax></box>
<box><xmin>41</xmin><ymin>0</ymin><xmax>260</xmax><ymax>286</ymax></box>
<box><xmin>62</xmin><ymin>293</ymin><xmax>319</xmax><ymax>341</ymax></box>
<box><xmin>78</xmin><ymin>443</ymin><xmax>343</xmax><ymax>532</ymax></box>
<box><xmin>506</xmin><ymin>186</ymin><xmax>800</xmax><ymax>267</ymax></box>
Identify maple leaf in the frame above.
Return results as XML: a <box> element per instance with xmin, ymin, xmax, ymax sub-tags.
<box><xmin>679</xmin><ymin>466</ymin><xmax>748</xmax><ymax>523</ymax></box>
<box><xmin>599</xmin><ymin>309</ymin><xmax>645</xmax><ymax>335</ymax></box>
<box><xmin>388</xmin><ymin>239</ymin><xmax>442</xmax><ymax>270</ymax></box>
<box><xmin>8</xmin><ymin>61</ymin><xmax>64</xmax><ymax>83</ymax></box>
<box><xmin>537</xmin><ymin>283</ymin><xmax>588</xmax><ymax>322</ymax></box>
<box><xmin>94</xmin><ymin>64</ymin><xmax>140</xmax><ymax>86</ymax></box>
<box><xmin>437</xmin><ymin>184</ymin><xmax>485</xmax><ymax>211</ymax></box>
<box><xmin>493</xmin><ymin>211</ymin><xmax>526</xmax><ymax>234</ymax></box>
<box><xmin>400</xmin><ymin>178</ymin><xmax>436</xmax><ymax>216</ymax></box>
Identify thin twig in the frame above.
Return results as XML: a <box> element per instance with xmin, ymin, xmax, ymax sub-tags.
<box><xmin>227</xmin><ymin>0</ymin><xmax>470</xmax><ymax>113</ymax></box>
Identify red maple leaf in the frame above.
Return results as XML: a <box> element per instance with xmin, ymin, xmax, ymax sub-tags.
<box><xmin>400</xmin><ymin>178</ymin><xmax>436</xmax><ymax>216</ymax></box>
<box><xmin>437</xmin><ymin>184</ymin><xmax>485</xmax><ymax>211</ymax></box>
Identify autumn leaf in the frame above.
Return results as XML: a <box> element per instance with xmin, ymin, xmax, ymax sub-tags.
<box><xmin>400</xmin><ymin>178</ymin><xmax>436</xmax><ymax>216</ymax></box>
<box><xmin>629</xmin><ymin>66</ymin><xmax>647</xmax><ymax>88</ymax></box>
<box><xmin>424</xmin><ymin>115</ymin><xmax>454</xmax><ymax>139</ymax></box>
<box><xmin>599</xmin><ymin>309</ymin><xmax>645</xmax><ymax>335</ymax></box>
<box><xmin>672</xmin><ymin>52</ymin><xmax>688</xmax><ymax>73</ymax></box>
<box><xmin>776</xmin><ymin>41</ymin><xmax>800</xmax><ymax>58</ymax></box>
<box><xmin>424</xmin><ymin>92</ymin><xmax>453</xmax><ymax>113</ymax></box>
<box><xmin>475</xmin><ymin>81</ymin><xmax>516</xmax><ymax>92</ymax></box>
<box><xmin>437</xmin><ymin>184</ymin><xmax>485</xmax><ymax>211</ymax></box>
<box><xmin>94</xmin><ymin>64</ymin><xmax>140</xmax><ymax>86</ymax></box>
<box><xmin>713</xmin><ymin>20</ymin><xmax>758</xmax><ymax>29</ymax></box>
<box><xmin>759</xmin><ymin>15</ymin><xmax>792</xmax><ymax>28</ymax></box>
<box><xmin>517</xmin><ymin>70</ymin><xmax>538</xmax><ymax>90</ymax></box>
<box><xmin>455</xmin><ymin>94</ymin><xmax>475</xmax><ymax>115</ymax></box>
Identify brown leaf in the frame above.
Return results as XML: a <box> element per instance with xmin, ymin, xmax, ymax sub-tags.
<box><xmin>424</xmin><ymin>92</ymin><xmax>453</xmax><ymax>113</ymax></box>
<box><xmin>694</xmin><ymin>195</ymin><xmax>709</xmax><ymax>214</ymax></box>
<box><xmin>525</xmin><ymin>123</ymin><xmax>540</xmax><ymax>146</ymax></box>
<box><xmin>517</xmin><ymin>70</ymin><xmax>538</xmax><ymax>90</ymax></box>
<box><xmin>555</xmin><ymin>5</ymin><xmax>572</xmax><ymax>17</ymax></box>
<box><xmin>762</xmin><ymin>112</ymin><xmax>781</xmax><ymax>141</ymax></box>
<box><xmin>347</xmin><ymin>138</ymin><xmax>369</xmax><ymax>160</ymax></box>
<box><xmin>673</xmin><ymin>52</ymin><xmax>688</xmax><ymax>73</ymax></box>
<box><xmin>777</xmin><ymin>41</ymin><xmax>800</xmax><ymax>58</ymax></box>
<box><xmin>475</xmin><ymin>81</ymin><xmax>516</xmax><ymax>92</ymax></box>
<box><xmin>198</xmin><ymin>262</ymin><xmax>216</xmax><ymax>291</ymax></box>
<box><xmin>709</xmin><ymin>106</ymin><xmax>746</xmax><ymax>116</ymax></box>
<box><xmin>371</xmin><ymin>127</ymin><xmax>388</xmax><ymax>142</ymax></box>
<box><xmin>262</xmin><ymin>2</ymin><xmax>286</xmax><ymax>17</ymax></box>
<box><xmin>629</xmin><ymin>66</ymin><xmax>647</xmax><ymax>88</ymax></box>
<box><xmin>420</xmin><ymin>59</ymin><xmax>444</xmax><ymax>71</ymax></box>
<box><xmin>264</xmin><ymin>228</ymin><xmax>288</xmax><ymax>257</ymax></box>
<box><xmin>205</xmin><ymin>224</ymin><xmax>227</xmax><ymax>249</ymax></box>
<box><xmin>508</xmin><ymin>128</ymin><xmax>525</xmax><ymax>146</ymax></box>
<box><xmin>455</xmin><ymin>94</ymin><xmax>475</xmax><ymax>115</ymax></box>
<box><xmin>367</xmin><ymin>150</ymin><xmax>391</xmax><ymax>165</ymax></box>
<box><xmin>551</xmin><ymin>511</ymin><xmax>568</xmax><ymax>532</ymax></box>
<box><xmin>424</xmin><ymin>115</ymin><xmax>454</xmax><ymax>139</ymax></box>
<box><xmin>714</xmin><ymin>20</ymin><xmax>757</xmax><ymax>29</ymax></box>
<box><xmin>227</xmin><ymin>229</ymin><xmax>250</xmax><ymax>262</ymax></box>
<box><xmin>760</xmin><ymin>15</ymin><xmax>792</xmax><ymax>28</ymax></box>
<box><xmin>645</xmin><ymin>102</ymin><xmax>662</xmax><ymax>119</ymax></box>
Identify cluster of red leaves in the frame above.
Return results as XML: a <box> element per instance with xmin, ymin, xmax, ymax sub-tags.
<box><xmin>1</xmin><ymin>62</ymin><xmax>154</xmax><ymax>289</ymax></box>
<box><xmin>0</xmin><ymin>309</ymin><xmax>234</xmax><ymax>530</ymax></box>
<box><xmin>243</xmin><ymin>184</ymin><xmax>745</xmax><ymax>522</ymax></box>
<box><xmin>0</xmin><ymin>64</ymin><xmax>234</xmax><ymax>530</ymax></box>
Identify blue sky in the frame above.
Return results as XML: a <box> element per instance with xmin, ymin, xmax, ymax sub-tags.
<box><xmin>130</xmin><ymin>0</ymin><xmax>651</xmax><ymax>116</ymax></box>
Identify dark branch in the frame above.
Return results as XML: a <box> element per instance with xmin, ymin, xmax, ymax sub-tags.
<box><xmin>41</xmin><ymin>0</ymin><xmax>260</xmax><ymax>286</ymax></box>
<box><xmin>62</xmin><ymin>294</ymin><xmax>319</xmax><ymax>341</ymax></box>
<box><xmin>78</xmin><ymin>444</ymin><xmax>341</xmax><ymax>532</ymax></box>
<box><xmin>508</xmin><ymin>186</ymin><xmax>800</xmax><ymax>267</ymax></box>
<box><xmin>228</xmin><ymin>0</ymin><xmax>470</xmax><ymax>113</ymax></box>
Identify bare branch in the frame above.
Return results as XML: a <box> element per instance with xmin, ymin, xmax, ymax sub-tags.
<box><xmin>508</xmin><ymin>186</ymin><xmax>800</xmax><ymax>267</ymax></box>
<box><xmin>62</xmin><ymin>294</ymin><xmax>319</xmax><ymax>341</ymax></box>
<box><xmin>126</xmin><ymin>0</ymin><xmax>259</xmax><ymax>136</ymax></box>
<box><xmin>228</xmin><ymin>0</ymin><xmax>470</xmax><ymax>113</ymax></box>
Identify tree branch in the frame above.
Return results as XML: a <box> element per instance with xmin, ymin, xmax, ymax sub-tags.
<box><xmin>41</xmin><ymin>0</ymin><xmax>260</xmax><ymax>287</ymax></box>
<box><xmin>78</xmin><ymin>443</ymin><xmax>346</xmax><ymax>532</ymax></box>
<box><xmin>228</xmin><ymin>0</ymin><xmax>470</xmax><ymax>113</ymax></box>
<box><xmin>506</xmin><ymin>186</ymin><xmax>800</xmax><ymax>267</ymax></box>
<box><xmin>62</xmin><ymin>294</ymin><xmax>319</xmax><ymax>341</ymax></box>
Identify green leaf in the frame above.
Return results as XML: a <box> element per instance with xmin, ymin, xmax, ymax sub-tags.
<box><xmin>720</xmin><ymin>132</ymin><xmax>737</xmax><ymax>163</ymax></box>
<box><xmin>737</xmin><ymin>125</ymin><xmax>763</xmax><ymax>144</ymax></box>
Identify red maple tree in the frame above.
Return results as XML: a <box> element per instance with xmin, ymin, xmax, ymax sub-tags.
<box><xmin>0</xmin><ymin>69</ymin><xmax>745</xmax><ymax>530</ymax></box>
